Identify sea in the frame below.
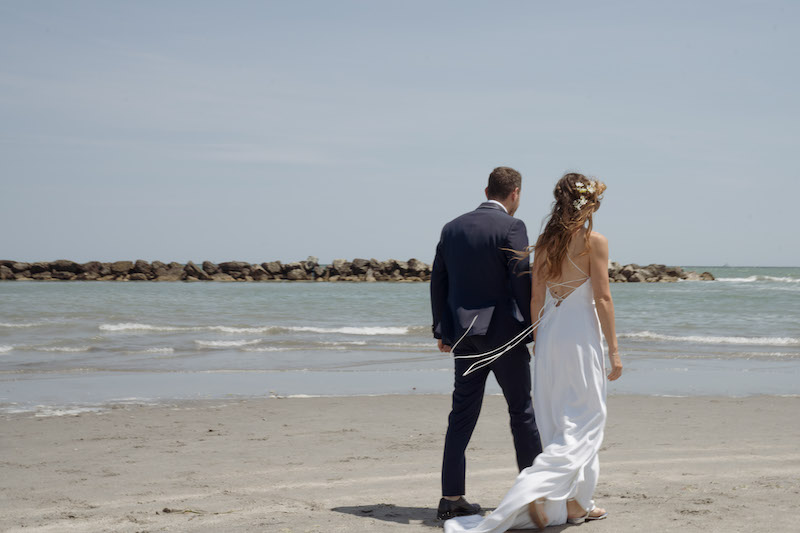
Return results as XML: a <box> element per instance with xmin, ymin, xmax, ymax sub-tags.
<box><xmin>1</xmin><ymin>267</ymin><xmax>798</xmax><ymax>415</ymax></box>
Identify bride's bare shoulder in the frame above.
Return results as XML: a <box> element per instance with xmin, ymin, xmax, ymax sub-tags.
<box><xmin>589</xmin><ymin>231</ymin><xmax>608</xmax><ymax>246</ymax></box>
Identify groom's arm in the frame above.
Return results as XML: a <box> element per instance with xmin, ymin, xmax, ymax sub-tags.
<box><xmin>505</xmin><ymin>218</ymin><xmax>533</xmax><ymax>328</ymax></box>
<box><xmin>430</xmin><ymin>236</ymin><xmax>453</xmax><ymax>349</ymax></box>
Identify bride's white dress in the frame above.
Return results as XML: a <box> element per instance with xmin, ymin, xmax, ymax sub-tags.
<box><xmin>445</xmin><ymin>262</ymin><xmax>607</xmax><ymax>532</ymax></box>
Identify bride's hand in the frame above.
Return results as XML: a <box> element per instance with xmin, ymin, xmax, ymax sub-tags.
<box><xmin>438</xmin><ymin>339</ymin><xmax>452</xmax><ymax>353</ymax></box>
<box><xmin>607</xmin><ymin>352</ymin><xmax>622</xmax><ymax>381</ymax></box>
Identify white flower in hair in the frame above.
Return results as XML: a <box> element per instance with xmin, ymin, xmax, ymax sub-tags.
<box><xmin>573</xmin><ymin>196</ymin><xmax>588</xmax><ymax>210</ymax></box>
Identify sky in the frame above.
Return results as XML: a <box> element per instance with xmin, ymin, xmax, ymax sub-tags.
<box><xmin>1</xmin><ymin>1</ymin><xmax>797</xmax><ymax>267</ymax></box>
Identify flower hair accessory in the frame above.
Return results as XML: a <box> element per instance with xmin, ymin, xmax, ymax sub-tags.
<box><xmin>572</xmin><ymin>180</ymin><xmax>596</xmax><ymax>210</ymax></box>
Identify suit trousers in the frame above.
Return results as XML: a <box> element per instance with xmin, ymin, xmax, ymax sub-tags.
<box><xmin>441</xmin><ymin>336</ymin><xmax>543</xmax><ymax>497</ymax></box>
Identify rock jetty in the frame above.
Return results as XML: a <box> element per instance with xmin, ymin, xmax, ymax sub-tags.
<box><xmin>608</xmin><ymin>262</ymin><xmax>714</xmax><ymax>282</ymax></box>
<box><xmin>0</xmin><ymin>259</ymin><xmax>714</xmax><ymax>282</ymax></box>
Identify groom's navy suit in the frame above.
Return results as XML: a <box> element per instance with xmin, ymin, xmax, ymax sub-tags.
<box><xmin>431</xmin><ymin>201</ymin><xmax>542</xmax><ymax>497</ymax></box>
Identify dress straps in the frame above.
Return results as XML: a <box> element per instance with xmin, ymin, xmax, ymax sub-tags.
<box><xmin>567</xmin><ymin>254</ymin><xmax>589</xmax><ymax>278</ymax></box>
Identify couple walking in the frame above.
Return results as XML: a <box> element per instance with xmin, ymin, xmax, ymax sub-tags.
<box><xmin>431</xmin><ymin>167</ymin><xmax>623</xmax><ymax>531</ymax></box>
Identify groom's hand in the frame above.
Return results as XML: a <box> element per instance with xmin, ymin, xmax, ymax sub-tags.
<box><xmin>438</xmin><ymin>339</ymin><xmax>452</xmax><ymax>353</ymax></box>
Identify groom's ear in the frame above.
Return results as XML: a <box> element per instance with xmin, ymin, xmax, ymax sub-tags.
<box><xmin>485</xmin><ymin>187</ymin><xmax>490</xmax><ymax>200</ymax></box>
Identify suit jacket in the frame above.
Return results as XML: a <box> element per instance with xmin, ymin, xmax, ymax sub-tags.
<box><xmin>430</xmin><ymin>202</ymin><xmax>532</xmax><ymax>347</ymax></box>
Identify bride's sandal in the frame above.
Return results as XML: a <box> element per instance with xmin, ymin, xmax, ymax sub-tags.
<box><xmin>585</xmin><ymin>507</ymin><xmax>608</xmax><ymax>521</ymax></box>
<box><xmin>528</xmin><ymin>498</ymin><xmax>548</xmax><ymax>529</ymax></box>
<box><xmin>566</xmin><ymin>504</ymin><xmax>608</xmax><ymax>525</ymax></box>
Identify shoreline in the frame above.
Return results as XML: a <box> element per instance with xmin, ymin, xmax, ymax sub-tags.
<box><xmin>4</xmin><ymin>388</ymin><xmax>800</xmax><ymax>419</ymax></box>
<box><xmin>1</xmin><ymin>394</ymin><xmax>798</xmax><ymax>532</ymax></box>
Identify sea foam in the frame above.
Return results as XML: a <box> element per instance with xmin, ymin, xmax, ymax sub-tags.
<box><xmin>621</xmin><ymin>331</ymin><xmax>799</xmax><ymax>346</ymax></box>
<box><xmin>717</xmin><ymin>275</ymin><xmax>800</xmax><ymax>283</ymax></box>
<box><xmin>195</xmin><ymin>339</ymin><xmax>263</xmax><ymax>347</ymax></box>
<box><xmin>286</xmin><ymin>326</ymin><xmax>410</xmax><ymax>335</ymax></box>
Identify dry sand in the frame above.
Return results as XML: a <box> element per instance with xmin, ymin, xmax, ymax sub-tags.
<box><xmin>1</xmin><ymin>394</ymin><xmax>798</xmax><ymax>532</ymax></box>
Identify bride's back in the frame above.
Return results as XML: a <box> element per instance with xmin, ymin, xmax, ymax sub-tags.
<box><xmin>545</xmin><ymin>228</ymin><xmax>592</xmax><ymax>300</ymax></box>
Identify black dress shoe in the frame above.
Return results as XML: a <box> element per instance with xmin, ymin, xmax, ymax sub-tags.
<box><xmin>437</xmin><ymin>497</ymin><xmax>481</xmax><ymax>520</ymax></box>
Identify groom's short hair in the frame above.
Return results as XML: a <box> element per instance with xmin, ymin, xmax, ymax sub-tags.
<box><xmin>487</xmin><ymin>167</ymin><xmax>522</xmax><ymax>200</ymax></box>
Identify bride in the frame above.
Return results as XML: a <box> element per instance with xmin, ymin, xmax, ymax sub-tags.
<box><xmin>445</xmin><ymin>173</ymin><xmax>623</xmax><ymax>532</ymax></box>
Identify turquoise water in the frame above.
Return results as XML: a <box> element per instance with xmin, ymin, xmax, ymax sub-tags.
<box><xmin>0</xmin><ymin>267</ymin><xmax>798</xmax><ymax>413</ymax></box>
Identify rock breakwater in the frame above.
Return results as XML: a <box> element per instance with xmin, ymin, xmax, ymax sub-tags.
<box><xmin>0</xmin><ymin>258</ymin><xmax>714</xmax><ymax>282</ymax></box>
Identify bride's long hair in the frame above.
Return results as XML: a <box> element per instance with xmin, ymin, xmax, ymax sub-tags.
<box><xmin>533</xmin><ymin>173</ymin><xmax>606</xmax><ymax>281</ymax></box>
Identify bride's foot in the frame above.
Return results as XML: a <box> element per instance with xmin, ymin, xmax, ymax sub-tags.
<box><xmin>527</xmin><ymin>499</ymin><xmax>548</xmax><ymax>530</ymax></box>
<box><xmin>566</xmin><ymin>499</ymin><xmax>608</xmax><ymax>524</ymax></box>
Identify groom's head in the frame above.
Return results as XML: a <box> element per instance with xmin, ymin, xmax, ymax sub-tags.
<box><xmin>486</xmin><ymin>166</ymin><xmax>522</xmax><ymax>216</ymax></box>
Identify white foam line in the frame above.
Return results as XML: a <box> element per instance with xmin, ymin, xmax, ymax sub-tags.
<box><xmin>195</xmin><ymin>339</ymin><xmax>263</xmax><ymax>347</ymax></box>
<box><xmin>621</xmin><ymin>331</ymin><xmax>799</xmax><ymax>346</ymax></box>
<box><xmin>38</xmin><ymin>346</ymin><xmax>93</xmax><ymax>353</ymax></box>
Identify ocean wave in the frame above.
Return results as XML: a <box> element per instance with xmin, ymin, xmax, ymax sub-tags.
<box><xmin>242</xmin><ymin>346</ymin><xmax>292</xmax><ymax>352</ymax></box>
<box><xmin>207</xmin><ymin>326</ymin><xmax>276</xmax><ymax>333</ymax></box>
<box><xmin>195</xmin><ymin>339</ymin><xmax>263</xmax><ymax>347</ymax></box>
<box><xmin>0</xmin><ymin>322</ymin><xmax>42</xmax><ymax>328</ymax></box>
<box><xmin>286</xmin><ymin>326</ymin><xmax>410</xmax><ymax>335</ymax></box>
<box><xmin>621</xmin><ymin>331</ymin><xmax>800</xmax><ymax>346</ymax></box>
<box><xmin>717</xmin><ymin>275</ymin><xmax>800</xmax><ymax>283</ymax></box>
<box><xmin>99</xmin><ymin>322</ymin><xmax>413</xmax><ymax>336</ymax></box>
<box><xmin>0</xmin><ymin>345</ymin><xmax>12</xmax><ymax>353</ymax></box>
<box><xmin>38</xmin><ymin>346</ymin><xmax>94</xmax><ymax>353</ymax></box>
<box><xmin>140</xmin><ymin>347</ymin><xmax>175</xmax><ymax>354</ymax></box>
<box><xmin>100</xmin><ymin>322</ymin><xmax>193</xmax><ymax>332</ymax></box>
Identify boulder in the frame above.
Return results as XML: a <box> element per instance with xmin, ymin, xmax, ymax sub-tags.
<box><xmin>202</xmin><ymin>261</ymin><xmax>219</xmax><ymax>275</ymax></box>
<box><xmin>249</xmin><ymin>265</ymin><xmax>271</xmax><ymax>281</ymax></box>
<box><xmin>111</xmin><ymin>261</ymin><xmax>134</xmax><ymax>275</ymax></box>
<box><xmin>330</xmin><ymin>259</ymin><xmax>351</xmax><ymax>276</ymax></box>
<box><xmin>210</xmin><ymin>272</ymin><xmax>236</xmax><ymax>282</ymax></box>
<box><xmin>151</xmin><ymin>261</ymin><xmax>168</xmax><ymax>277</ymax></box>
<box><xmin>32</xmin><ymin>271</ymin><xmax>53</xmax><ymax>280</ymax></box>
<box><xmin>351</xmin><ymin>258</ymin><xmax>370</xmax><ymax>275</ymax></box>
<box><xmin>620</xmin><ymin>264</ymin><xmax>638</xmax><ymax>280</ymax></box>
<box><xmin>407</xmin><ymin>258</ymin><xmax>429</xmax><ymax>274</ymax></box>
<box><xmin>132</xmin><ymin>260</ymin><xmax>153</xmax><ymax>276</ymax></box>
<box><xmin>219</xmin><ymin>261</ymin><xmax>251</xmax><ymax>274</ymax></box>
<box><xmin>628</xmin><ymin>272</ymin><xmax>646</xmax><ymax>283</ymax></box>
<box><xmin>49</xmin><ymin>260</ymin><xmax>82</xmax><ymax>273</ymax></box>
<box><xmin>365</xmin><ymin>268</ymin><xmax>376</xmax><ymax>282</ymax></box>
<box><xmin>30</xmin><ymin>262</ymin><xmax>49</xmax><ymax>274</ymax></box>
<box><xmin>129</xmin><ymin>273</ymin><xmax>149</xmax><ymax>281</ymax></box>
<box><xmin>184</xmin><ymin>261</ymin><xmax>211</xmax><ymax>281</ymax></box>
<box><xmin>285</xmin><ymin>268</ymin><xmax>308</xmax><ymax>281</ymax></box>
<box><xmin>0</xmin><ymin>265</ymin><xmax>14</xmax><ymax>280</ymax></box>
<box><xmin>700</xmin><ymin>271</ymin><xmax>715</xmax><ymax>281</ymax></box>
<box><xmin>154</xmin><ymin>262</ymin><xmax>185</xmax><ymax>281</ymax></box>
<box><xmin>665</xmin><ymin>266</ymin><xmax>684</xmax><ymax>278</ymax></box>
<box><xmin>10</xmin><ymin>262</ymin><xmax>30</xmax><ymax>273</ymax></box>
<box><xmin>82</xmin><ymin>262</ymin><xmax>104</xmax><ymax>275</ymax></box>
<box><xmin>262</xmin><ymin>261</ymin><xmax>282</xmax><ymax>275</ymax></box>
<box><xmin>301</xmin><ymin>256</ymin><xmax>319</xmax><ymax>272</ymax></box>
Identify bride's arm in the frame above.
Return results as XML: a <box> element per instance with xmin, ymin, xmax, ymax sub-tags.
<box><xmin>589</xmin><ymin>232</ymin><xmax>622</xmax><ymax>381</ymax></box>
<box><xmin>530</xmin><ymin>252</ymin><xmax>546</xmax><ymax>354</ymax></box>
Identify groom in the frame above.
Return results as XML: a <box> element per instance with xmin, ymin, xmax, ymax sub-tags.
<box><xmin>431</xmin><ymin>166</ymin><xmax>542</xmax><ymax>520</ymax></box>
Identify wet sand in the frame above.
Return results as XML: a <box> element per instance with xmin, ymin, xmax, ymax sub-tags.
<box><xmin>1</xmin><ymin>394</ymin><xmax>798</xmax><ymax>532</ymax></box>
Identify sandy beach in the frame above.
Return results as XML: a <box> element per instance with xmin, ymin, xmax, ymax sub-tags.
<box><xmin>1</xmin><ymin>394</ymin><xmax>798</xmax><ymax>532</ymax></box>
